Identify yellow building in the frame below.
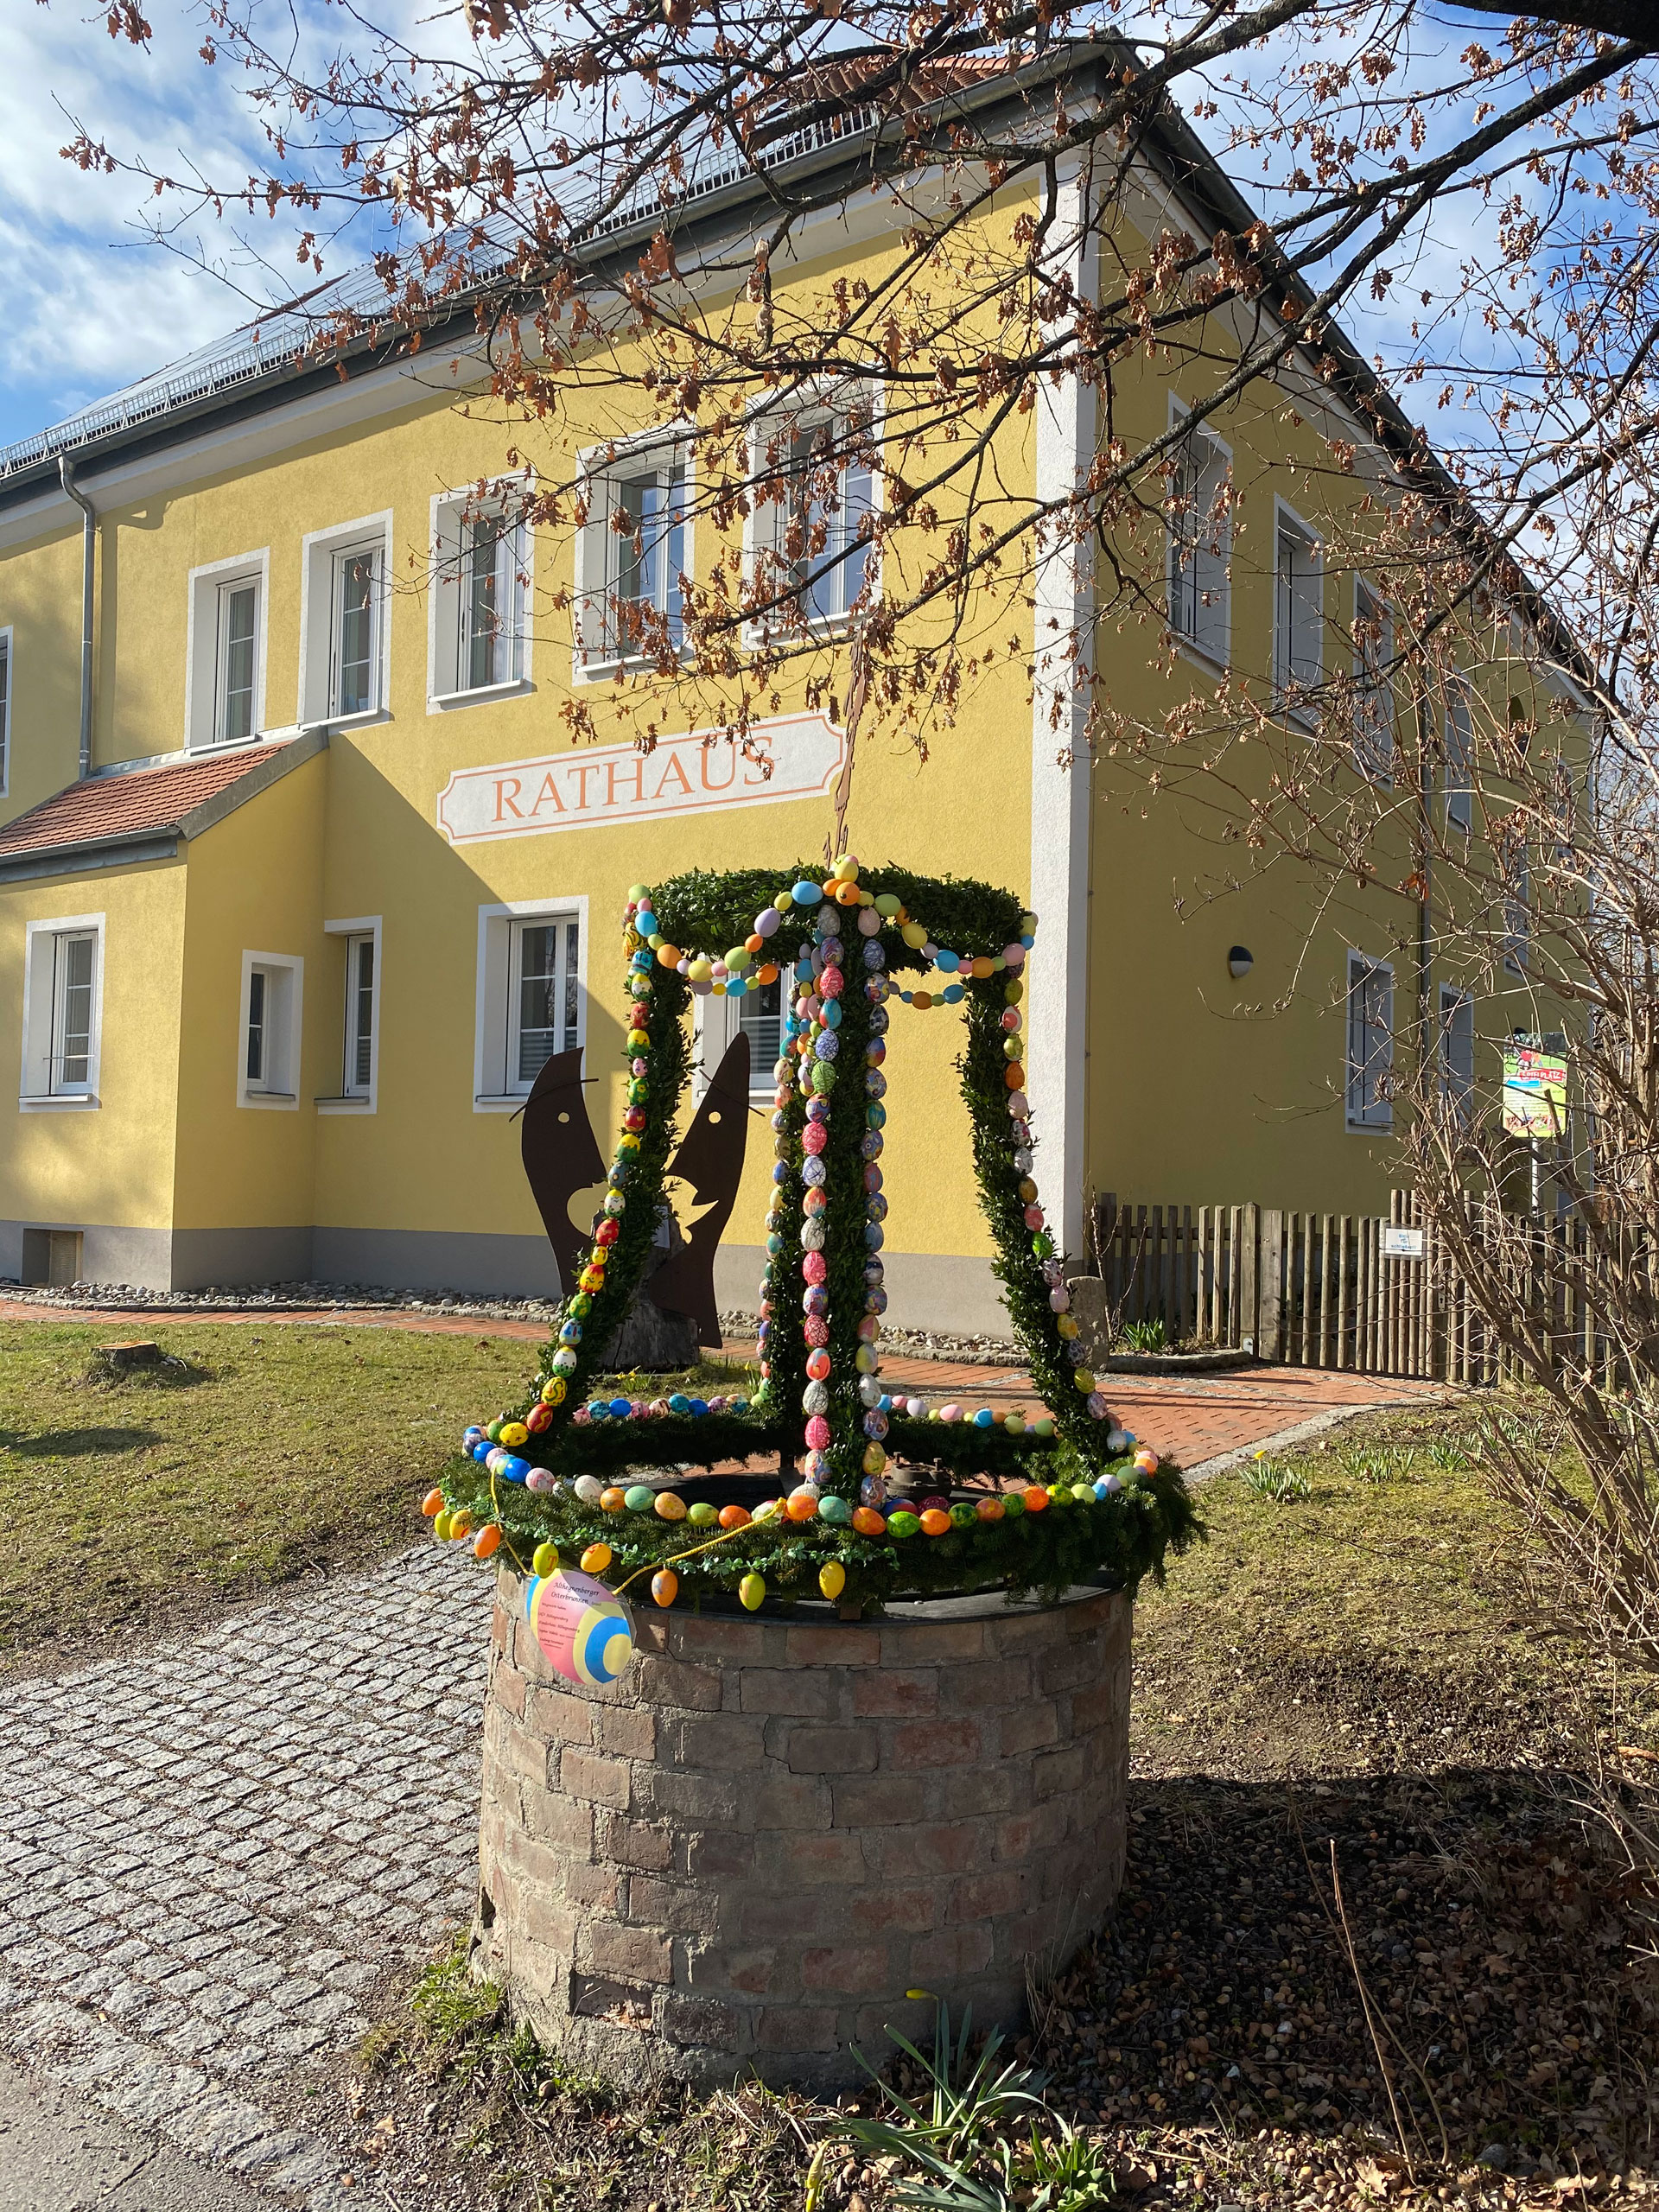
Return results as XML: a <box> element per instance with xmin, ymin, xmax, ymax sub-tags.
<box><xmin>0</xmin><ymin>54</ymin><xmax>1558</xmax><ymax>1325</ymax></box>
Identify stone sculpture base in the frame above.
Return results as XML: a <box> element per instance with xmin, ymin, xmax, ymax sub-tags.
<box><xmin>473</xmin><ymin>1577</ymin><xmax>1130</xmax><ymax>2090</ymax></box>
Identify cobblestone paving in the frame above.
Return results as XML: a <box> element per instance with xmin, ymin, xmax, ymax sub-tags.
<box><xmin>0</xmin><ymin>1547</ymin><xmax>489</xmax><ymax>2209</ymax></box>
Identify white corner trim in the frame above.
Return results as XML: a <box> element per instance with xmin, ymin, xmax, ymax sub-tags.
<box><xmin>1027</xmin><ymin>159</ymin><xmax>1096</xmax><ymax>1267</ymax></box>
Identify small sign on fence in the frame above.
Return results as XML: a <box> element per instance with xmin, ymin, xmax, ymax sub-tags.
<box><xmin>1381</xmin><ymin>1225</ymin><xmax>1425</xmax><ymax>1259</ymax></box>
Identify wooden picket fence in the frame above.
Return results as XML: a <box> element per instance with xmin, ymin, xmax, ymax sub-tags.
<box><xmin>1087</xmin><ymin>1189</ymin><xmax>1614</xmax><ymax>1382</ymax></box>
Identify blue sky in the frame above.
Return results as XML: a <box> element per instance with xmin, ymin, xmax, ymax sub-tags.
<box><xmin>0</xmin><ymin>2</ymin><xmax>311</xmax><ymax>454</ymax></box>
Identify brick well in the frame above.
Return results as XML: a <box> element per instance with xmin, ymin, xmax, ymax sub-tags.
<box><xmin>473</xmin><ymin>1573</ymin><xmax>1131</xmax><ymax>2089</ymax></box>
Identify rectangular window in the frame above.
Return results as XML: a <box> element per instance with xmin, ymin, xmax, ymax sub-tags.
<box><xmin>343</xmin><ymin>933</ymin><xmax>375</xmax><ymax>1096</ymax></box>
<box><xmin>576</xmin><ymin>451</ymin><xmax>688</xmax><ymax>667</ymax></box>
<box><xmin>738</xmin><ymin>973</ymin><xmax>784</xmax><ymax>1095</ymax></box>
<box><xmin>1274</xmin><ymin>512</ymin><xmax>1323</xmax><ymax>704</ymax></box>
<box><xmin>1166</xmin><ymin>424</ymin><xmax>1230</xmax><ymax>664</ymax></box>
<box><xmin>1440</xmin><ymin>986</ymin><xmax>1474</xmax><ymax>1122</ymax></box>
<box><xmin>746</xmin><ymin>404</ymin><xmax>875</xmax><ymax>638</ymax></box>
<box><xmin>461</xmin><ymin>514</ymin><xmax>518</xmax><ymax>691</ymax></box>
<box><xmin>1345</xmin><ymin>951</ymin><xmax>1394</xmax><ymax>1129</ymax></box>
<box><xmin>334</xmin><ymin>547</ymin><xmax>381</xmax><ymax>716</ymax></box>
<box><xmin>1445</xmin><ymin>683</ymin><xmax>1473</xmax><ymax>832</ymax></box>
<box><xmin>20</xmin><ymin>914</ymin><xmax>103</xmax><ymax>1106</ymax></box>
<box><xmin>238</xmin><ymin>952</ymin><xmax>302</xmax><ymax>1107</ymax></box>
<box><xmin>1353</xmin><ymin>579</ymin><xmax>1393</xmax><ymax>784</ymax></box>
<box><xmin>509</xmin><ymin>915</ymin><xmax>582</xmax><ymax>1090</ymax></box>
<box><xmin>0</xmin><ymin>631</ymin><xmax>10</xmax><ymax>795</ymax></box>
<box><xmin>54</xmin><ymin>931</ymin><xmax>96</xmax><ymax>1092</ymax></box>
<box><xmin>217</xmin><ymin>581</ymin><xmax>257</xmax><ymax>744</ymax></box>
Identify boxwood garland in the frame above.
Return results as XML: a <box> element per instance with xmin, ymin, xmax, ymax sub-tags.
<box><xmin>432</xmin><ymin>860</ymin><xmax>1201</xmax><ymax>1608</ymax></box>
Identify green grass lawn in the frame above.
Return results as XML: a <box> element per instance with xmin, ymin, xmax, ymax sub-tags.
<box><xmin>0</xmin><ymin>1320</ymin><xmax>540</xmax><ymax>1659</ymax></box>
<box><xmin>0</xmin><ymin>1320</ymin><xmax>763</xmax><ymax>1662</ymax></box>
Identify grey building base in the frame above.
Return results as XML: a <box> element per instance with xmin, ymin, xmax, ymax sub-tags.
<box><xmin>714</xmin><ymin>1243</ymin><xmax>1009</xmax><ymax>1337</ymax></box>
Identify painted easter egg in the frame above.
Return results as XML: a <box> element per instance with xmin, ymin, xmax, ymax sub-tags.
<box><xmin>524</xmin><ymin>1571</ymin><xmax>634</xmax><ymax>1687</ymax></box>
<box><xmin>819</xmin><ymin>1562</ymin><xmax>847</xmax><ymax>1600</ymax></box>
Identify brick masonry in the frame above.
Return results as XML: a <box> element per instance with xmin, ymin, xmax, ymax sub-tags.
<box><xmin>474</xmin><ymin>1577</ymin><xmax>1131</xmax><ymax>2089</ymax></box>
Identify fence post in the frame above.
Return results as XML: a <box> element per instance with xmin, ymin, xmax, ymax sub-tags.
<box><xmin>1260</xmin><ymin>1207</ymin><xmax>1286</xmax><ymax>1362</ymax></box>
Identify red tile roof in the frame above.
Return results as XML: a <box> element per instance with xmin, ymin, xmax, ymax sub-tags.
<box><xmin>0</xmin><ymin>743</ymin><xmax>293</xmax><ymax>861</ymax></box>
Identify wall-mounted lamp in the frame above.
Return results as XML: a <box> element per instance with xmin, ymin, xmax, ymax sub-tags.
<box><xmin>1228</xmin><ymin>945</ymin><xmax>1254</xmax><ymax>980</ymax></box>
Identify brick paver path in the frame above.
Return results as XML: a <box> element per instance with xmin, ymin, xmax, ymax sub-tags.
<box><xmin>0</xmin><ymin>1548</ymin><xmax>487</xmax><ymax>2210</ymax></box>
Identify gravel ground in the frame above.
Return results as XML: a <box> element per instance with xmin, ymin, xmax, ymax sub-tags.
<box><xmin>0</xmin><ymin>1279</ymin><xmax>563</xmax><ymax>1321</ymax></box>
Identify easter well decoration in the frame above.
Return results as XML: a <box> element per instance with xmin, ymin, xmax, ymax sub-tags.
<box><xmin>428</xmin><ymin>861</ymin><xmax>1199</xmax><ymax>1616</ymax></box>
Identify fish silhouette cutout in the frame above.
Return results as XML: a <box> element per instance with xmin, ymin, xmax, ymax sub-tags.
<box><xmin>649</xmin><ymin>1030</ymin><xmax>751</xmax><ymax>1345</ymax></box>
<box><xmin>519</xmin><ymin>1047</ymin><xmax>607</xmax><ymax>1296</ymax></box>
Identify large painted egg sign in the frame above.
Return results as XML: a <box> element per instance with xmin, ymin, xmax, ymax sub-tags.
<box><xmin>526</xmin><ymin>1569</ymin><xmax>635</xmax><ymax>1686</ymax></box>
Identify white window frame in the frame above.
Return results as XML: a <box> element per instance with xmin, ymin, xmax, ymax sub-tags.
<box><xmin>20</xmin><ymin>912</ymin><xmax>104</xmax><ymax>1109</ymax></box>
<box><xmin>297</xmin><ymin>512</ymin><xmax>393</xmax><ymax>727</ymax></box>
<box><xmin>1272</xmin><ymin>499</ymin><xmax>1324</xmax><ymax>718</ymax></box>
<box><xmin>0</xmin><ymin>624</ymin><xmax>11</xmax><ymax>797</ymax></box>
<box><xmin>1440</xmin><ymin>984</ymin><xmax>1475</xmax><ymax>1123</ymax></box>
<box><xmin>429</xmin><ymin>475</ymin><xmax>534</xmax><ymax>709</ymax></box>
<box><xmin>1165</xmin><ymin>398</ymin><xmax>1232</xmax><ymax>671</ymax></box>
<box><xmin>474</xmin><ymin>897</ymin><xmax>588</xmax><ymax>1111</ymax></box>
<box><xmin>1445</xmin><ymin>677</ymin><xmax>1474</xmax><ymax>833</ymax></box>
<box><xmin>1345</xmin><ymin>950</ymin><xmax>1394</xmax><ymax>1131</ymax></box>
<box><xmin>237</xmin><ymin>950</ymin><xmax>303</xmax><ymax>1110</ymax></box>
<box><xmin>695</xmin><ymin>981</ymin><xmax>783</xmax><ymax>1105</ymax></box>
<box><xmin>319</xmin><ymin>915</ymin><xmax>381</xmax><ymax>1114</ymax></box>
<box><xmin>1352</xmin><ymin>577</ymin><xmax>1394</xmax><ymax>785</ymax></box>
<box><xmin>742</xmin><ymin>385</ymin><xmax>881</xmax><ymax>646</ymax></box>
<box><xmin>573</xmin><ymin>429</ymin><xmax>694</xmax><ymax>679</ymax></box>
<box><xmin>185</xmin><ymin>550</ymin><xmax>269</xmax><ymax>753</ymax></box>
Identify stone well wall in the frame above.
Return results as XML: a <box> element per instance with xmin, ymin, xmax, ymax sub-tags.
<box><xmin>474</xmin><ymin>1577</ymin><xmax>1131</xmax><ymax>2090</ymax></box>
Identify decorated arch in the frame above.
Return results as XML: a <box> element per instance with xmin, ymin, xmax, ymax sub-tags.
<box><xmin>430</xmin><ymin>861</ymin><xmax>1198</xmax><ymax>1615</ymax></box>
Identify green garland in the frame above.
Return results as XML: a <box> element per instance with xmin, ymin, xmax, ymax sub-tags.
<box><xmin>432</xmin><ymin>860</ymin><xmax>1203</xmax><ymax>1611</ymax></box>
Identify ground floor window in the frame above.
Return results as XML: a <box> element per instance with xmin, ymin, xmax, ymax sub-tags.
<box><xmin>20</xmin><ymin>914</ymin><xmax>103</xmax><ymax>1105</ymax></box>
<box><xmin>238</xmin><ymin>951</ymin><xmax>302</xmax><ymax>1109</ymax></box>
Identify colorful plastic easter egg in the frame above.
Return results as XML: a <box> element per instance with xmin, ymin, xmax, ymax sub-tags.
<box><xmin>1022</xmin><ymin>1485</ymin><xmax>1050</xmax><ymax>1514</ymax></box>
<box><xmin>474</xmin><ymin>1523</ymin><xmax>502</xmax><ymax>1560</ymax></box>
<box><xmin>580</xmin><ymin>1542</ymin><xmax>613</xmax><ymax>1575</ymax></box>
<box><xmin>655</xmin><ymin>1491</ymin><xmax>688</xmax><ymax>1522</ymax></box>
<box><xmin>1106</xmin><ymin>1427</ymin><xmax>1131</xmax><ymax>1453</ymax></box>
<box><xmin>526</xmin><ymin>1570</ymin><xmax>634</xmax><ymax>1686</ymax></box>
<box><xmin>739</xmin><ymin>1573</ymin><xmax>766</xmax><ymax>1611</ymax></box>
<box><xmin>1071</xmin><ymin>1482</ymin><xmax>1096</xmax><ymax>1504</ymax></box>
<box><xmin>818</xmin><ymin>1495</ymin><xmax>852</xmax><ymax>1525</ymax></box>
<box><xmin>421</xmin><ymin>1487</ymin><xmax>445</xmax><ymax>1518</ymax></box>
<box><xmin>525</xmin><ymin>1402</ymin><xmax>552</xmax><ymax>1433</ymax></box>
<box><xmin>500</xmin><ymin>1421</ymin><xmax>529</xmax><ymax>1448</ymax></box>
<box><xmin>976</xmin><ymin>1496</ymin><xmax>1006</xmax><ymax>1522</ymax></box>
<box><xmin>919</xmin><ymin>1509</ymin><xmax>951</xmax><ymax>1536</ymax></box>
<box><xmin>948</xmin><ymin>1503</ymin><xmax>977</xmax><ymax>1531</ymax></box>
<box><xmin>600</xmin><ymin>1487</ymin><xmax>627</xmax><ymax>1514</ymax></box>
<box><xmin>526</xmin><ymin>1468</ymin><xmax>559</xmax><ymax>1493</ymax></box>
<box><xmin>1135</xmin><ymin>1449</ymin><xmax>1161</xmax><ymax>1474</ymax></box>
<box><xmin>433</xmin><ymin>1510</ymin><xmax>453</xmax><ymax>1541</ymax></box>
<box><xmin>449</xmin><ymin>1510</ymin><xmax>474</xmax><ymax>1540</ymax></box>
<box><xmin>1033</xmin><ymin>1417</ymin><xmax>1056</xmax><ymax>1439</ymax></box>
<box><xmin>652</xmin><ymin>1569</ymin><xmax>679</xmax><ymax>1609</ymax></box>
<box><xmin>532</xmin><ymin>1541</ymin><xmax>560</xmax><ymax>1576</ymax></box>
<box><xmin>1073</xmin><ymin>1369</ymin><xmax>1096</xmax><ymax>1395</ymax></box>
<box><xmin>753</xmin><ymin>1497</ymin><xmax>784</xmax><ymax>1522</ymax></box>
<box><xmin>573</xmin><ymin>1472</ymin><xmax>605</xmax><ymax>1504</ymax></box>
<box><xmin>689</xmin><ymin>1501</ymin><xmax>720</xmax><ymax>1528</ymax></box>
<box><xmin>852</xmin><ymin>1506</ymin><xmax>887</xmax><ymax>1535</ymax></box>
<box><xmin>624</xmin><ymin>1485</ymin><xmax>657</xmax><ymax>1513</ymax></box>
<box><xmin>887</xmin><ymin>1510</ymin><xmax>920</xmax><ymax>1539</ymax></box>
<box><xmin>787</xmin><ymin>1488</ymin><xmax>821</xmax><ymax>1522</ymax></box>
<box><xmin>719</xmin><ymin>1503</ymin><xmax>753</xmax><ymax>1529</ymax></box>
<box><xmin>940</xmin><ymin>1402</ymin><xmax>963</xmax><ymax>1423</ymax></box>
<box><xmin>819</xmin><ymin>1562</ymin><xmax>847</xmax><ymax>1600</ymax></box>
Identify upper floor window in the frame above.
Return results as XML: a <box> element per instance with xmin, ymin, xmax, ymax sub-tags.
<box><xmin>21</xmin><ymin>913</ymin><xmax>104</xmax><ymax>1107</ymax></box>
<box><xmin>1352</xmin><ymin>578</ymin><xmax>1393</xmax><ymax>785</ymax></box>
<box><xmin>0</xmin><ymin>627</ymin><xmax>10</xmax><ymax>795</ymax></box>
<box><xmin>747</xmin><ymin>400</ymin><xmax>875</xmax><ymax>635</ymax></box>
<box><xmin>187</xmin><ymin>553</ymin><xmax>267</xmax><ymax>751</ymax></box>
<box><xmin>300</xmin><ymin>515</ymin><xmax>391</xmax><ymax>726</ymax></box>
<box><xmin>575</xmin><ymin>438</ymin><xmax>688</xmax><ymax>673</ymax></box>
<box><xmin>431</xmin><ymin>483</ymin><xmax>530</xmax><ymax>702</ymax></box>
<box><xmin>1445</xmin><ymin>680</ymin><xmax>1474</xmax><ymax>833</ymax></box>
<box><xmin>1345</xmin><ymin>950</ymin><xmax>1393</xmax><ymax>1129</ymax></box>
<box><xmin>1274</xmin><ymin>508</ymin><xmax>1323</xmax><ymax>710</ymax></box>
<box><xmin>1166</xmin><ymin>418</ymin><xmax>1230</xmax><ymax>665</ymax></box>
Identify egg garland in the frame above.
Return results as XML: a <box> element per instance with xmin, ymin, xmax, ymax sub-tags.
<box><xmin>424</xmin><ymin>860</ymin><xmax>1198</xmax><ymax>1605</ymax></box>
